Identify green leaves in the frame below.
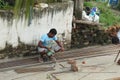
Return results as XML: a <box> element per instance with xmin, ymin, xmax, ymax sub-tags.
<box><xmin>84</xmin><ymin>1</ymin><xmax>120</xmax><ymax>28</ymax></box>
<box><xmin>0</xmin><ymin>0</ymin><xmax>13</xmax><ymax>9</ymax></box>
<box><xmin>14</xmin><ymin>0</ymin><xmax>34</xmax><ymax>19</ymax></box>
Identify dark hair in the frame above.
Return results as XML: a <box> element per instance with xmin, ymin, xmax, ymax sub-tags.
<box><xmin>49</xmin><ymin>28</ymin><xmax>57</xmax><ymax>35</ymax></box>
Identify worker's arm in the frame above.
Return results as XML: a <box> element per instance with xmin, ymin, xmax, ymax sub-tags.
<box><xmin>38</xmin><ymin>41</ymin><xmax>51</xmax><ymax>50</ymax></box>
<box><xmin>55</xmin><ymin>40</ymin><xmax>64</xmax><ymax>51</ymax></box>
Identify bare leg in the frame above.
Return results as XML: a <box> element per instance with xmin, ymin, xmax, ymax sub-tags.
<box><xmin>48</xmin><ymin>54</ymin><xmax>56</xmax><ymax>63</ymax></box>
<box><xmin>38</xmin><ymin>51</ymin><xmax>49</xmax><ymax>62</ymax></box>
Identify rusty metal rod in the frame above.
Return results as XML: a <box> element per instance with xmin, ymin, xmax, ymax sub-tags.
<box><xmin>114</xmin><ymin>50</ymin><xmax>120</xmax><ymax>62</ymax></box>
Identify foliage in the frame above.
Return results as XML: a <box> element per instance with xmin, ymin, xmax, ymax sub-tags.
<box><xmin>84</xmin><ymin>2</ymin><xmax>93</xmax><ymax>7</ymax></box>
<box><xmin>46</xmin><ymin>0</ymin><xmax>62</xmax><ymax>3</ymax></box>
<box><xmin>0</xmin><ymin>0</ymin><xmax>63</xmax><ymax>20</ymax></box>
<box><xmin>0</xmin><ymin>0</ymin><xmax>13</xmax><ymax>9</ymax></box>
<box><xmin>14</xmin><ymin>0</ymin><xmax>34</xmax><ymax>19</ymax></box>
<box><xmin>37</xmin><ymin>0</ymin><xmax>62</xmax><ymax>3</ymax></box>
<box><xmin>117</xmin><ymin>3</ymin><xmax>120</xmax><ymax>10</ymax></box>
<box><xmin>84</xmin><ymin>1</ymin><xmax>120</xmax><ymax>28</ymax></box>
<box><xmin>13</xmin><ymin>0</ymin><xmax>63</xmax><ymax>20</ymax></box>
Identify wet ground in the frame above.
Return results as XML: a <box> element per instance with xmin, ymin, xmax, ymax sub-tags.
<box><xmin>0</xmin><ymin>52</ymin><xmax>120</xmax><ymax>80</ymax></box>
<box><xmin>0</xmin><ymin>44</ymin><xmax>120</xmax><ymax>80</ymax></box>
<box><xmin>0</xmin><ymin>44</ymin><xmax>120</xmax><ymax>71</ymax></box>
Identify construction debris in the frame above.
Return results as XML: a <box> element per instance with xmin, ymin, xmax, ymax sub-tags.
<box><xmin>106</xmin><ymin>25</ymin><xmax>120</xmax><ymax>44</ymax></box>
<box><xmin>107</xmin><ymin>77</ymin><xmax>120</xmax><ymax>80</ymax></box>
<box><xmin>117</xmin><ymin>59</ymin><xmax>120</xmax><ymax>65</ymax></box>
<box><xmin>67</xmin><ymin>59</ymin><xmax>78</xmax><ymax>72</ymax></box>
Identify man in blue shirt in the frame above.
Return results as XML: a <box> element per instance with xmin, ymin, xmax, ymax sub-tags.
<box><xmin>38</xmin><ymin>28</ymin><xmax>64</xmax><ymax>62</ymax></box>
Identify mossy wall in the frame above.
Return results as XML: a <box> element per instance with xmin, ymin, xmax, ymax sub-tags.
<box><xmin>0</xmin><ymin>1</ymin><xmax>73</xmax><ymax>59</ymax></box>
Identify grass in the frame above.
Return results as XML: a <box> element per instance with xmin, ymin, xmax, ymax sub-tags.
<box><xmin>0</xmin><ymin>0</ymin><xmax>14</xmax><ymax>10</ymax></box>
<box><xmin>84</xmin><ymin>1</ymin><xmax>120</xmax><ymax>28</ymax></box>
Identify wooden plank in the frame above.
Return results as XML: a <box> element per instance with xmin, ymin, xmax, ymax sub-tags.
<box><xmin>15</xmin><ymin>67</ymin><xmax>55</xmax><ymax>73</ymax></box>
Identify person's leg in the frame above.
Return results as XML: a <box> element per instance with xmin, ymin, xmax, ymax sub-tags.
<box><xmin>48</xmin><ymin>45</ymin><xmax>61</xmax><ymax>62</ymax></box>
<box><xmin>38</xmin><ymin>47</ymin><xmax>49</xmax><ymax>62</ymax></box>
<box><xmin>48</xmin><ymin>54</ymin><xmax>56</xmax><ymax>62</ymax></box>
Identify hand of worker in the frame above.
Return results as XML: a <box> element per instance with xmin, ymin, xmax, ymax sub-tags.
<box><xmin>46</xmin><ymin>47</ymin><xmax>51</xmax><ymax>51</ymax></box>
<box><xmin>60</xmin><ymin>47</ymin><xmax>64</xmax><ymax>52</ymax></box>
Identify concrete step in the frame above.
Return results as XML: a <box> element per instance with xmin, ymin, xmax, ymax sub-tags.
<box><xmin>0</xmin><ymin>44</ymin><xmax>119</xmax><ymax>71</ymax></box>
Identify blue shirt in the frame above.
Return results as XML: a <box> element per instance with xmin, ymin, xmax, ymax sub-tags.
<box><xmin>40</xmin><ymin>34</ymin><xmax>57</xmax><ymax>47</ymax></box>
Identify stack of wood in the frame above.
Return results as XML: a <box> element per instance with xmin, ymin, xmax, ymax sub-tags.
<box><xmin>71</xmin><ymin>20</ymin><xmax>111</xmax><ymax>48</ymax></box>
<box><xmin>106</xmin><ymin>25</ymin><xmax>120</xmax><ymax>44</ymax></box>
<box><xmin>106</xmin><ymin>25</ymin><xmax>120</xmax><ymax>37</ymax></box>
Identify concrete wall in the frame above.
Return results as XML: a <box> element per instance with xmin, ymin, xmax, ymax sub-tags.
<box><xmin>0</xmin><ymin>1</ymin><xmax>74</xmax><ymax>50</ymax></box>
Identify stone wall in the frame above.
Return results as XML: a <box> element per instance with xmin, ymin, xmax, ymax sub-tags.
<box><xmin>71</xmin><ymin>20</ymin><xmax>111</xmax><ymax>48</ymax></box>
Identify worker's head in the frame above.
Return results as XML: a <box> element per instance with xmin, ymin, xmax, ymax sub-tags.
<box><xmin>48</xmin><ymin>28</ymin><xmax>57</xmax><ymax>38</ymax></box>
